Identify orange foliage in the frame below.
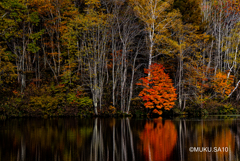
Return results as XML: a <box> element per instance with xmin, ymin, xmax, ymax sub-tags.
<box><xmin>211</xmin><ymin>71</ymin><xmax>234</xmax><ymax>97</ymax></box>
<box><xmin>139</xmin><ymin>119</ymin><xmax>177</xmax><ymax>161</ymax></box>
<box><xmin>12</xmin><ymin>90</ymin><xmax>18</xmax><ymax>95</ymax></box>
<box><xmin>136</xmin><ymin>63</ymin><xmax>177</xmax><ymax>114</ymax></box>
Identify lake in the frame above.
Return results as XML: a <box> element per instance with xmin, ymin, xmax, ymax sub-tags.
<box><xmin>0</xmin><ymin>116</ymin><xmax>239</xmax><ymax>161</ymax></box>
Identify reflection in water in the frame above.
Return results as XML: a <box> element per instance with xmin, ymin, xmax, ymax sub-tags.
<box><xmin>1</xmin><ymin>117</ymin><xmax>240</xmax><ymax>161</ymax></box>
<box><xmin>0</xmin><ymin>118</ymin><xmax>94</xmax><ymax>161</ymax></box>
<box><xmin>177</xmin><ymin>118</ymin><xmax>237</xmax><ymax>161</ymax></box>
<box><xmin>138</xmin><ymin>118</ymin><xmax>177</xmax><ymax>161</ymax></box>
<box><xmin>89</xmin><ymin>118</ymin><xmax>135</xmax><ymax>161</ymax></box>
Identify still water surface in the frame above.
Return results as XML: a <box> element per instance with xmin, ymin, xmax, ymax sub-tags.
<box><xmin>1</xmin><ymin>116</ymin><xmax>240</xmax><ymax>161</ymax></box>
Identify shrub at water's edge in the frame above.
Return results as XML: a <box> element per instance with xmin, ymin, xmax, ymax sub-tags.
<box><xmin>0</xmin><ymin>83</ymin><xmax>93</xmax><ymax>117</ymax></box>
<box><xmin>0</xmin><ymin>82</ymin><xmax>239</xmax><ymax>118</ymax></box>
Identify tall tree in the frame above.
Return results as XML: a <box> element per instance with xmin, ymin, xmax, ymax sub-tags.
<box><xmin>31</xmin><ymin>0</ymin><xmax>77</xmax><ymax>81</ymax></box>
<box><xmin>172</xmin><ymin>21</ymin><xmax>209</xmax><ymax>109</ymax></box>
<box><xmin>202</xmin><ymin>0</ymin><xmax>240</xmax><ymax>73</ymax></box>
<box><xmin>0</xmin><ymin>0</ymin><xmax>41</xmax><ymax>92</ymax></box>
<box><xmin>129</xmin><ymin>0</ymin><xmax>180</xmax><ymax>78</ymax></box>
<box><xmin>70</xmin><ymin>0</ymin><xmax>110</xmax><ymax>115</ymax></box>
<box><xmin>105</xmin><ymin>0</ymin><xmax>142</xmax><ymax>113</ymax></box>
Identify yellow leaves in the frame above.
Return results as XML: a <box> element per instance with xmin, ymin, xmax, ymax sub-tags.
<box><xmin>85</xmin><ymin>0</ymin><xmax>101</xmax><ymax>6</ymax></box>
<box><xmin>108</xmin><ymin>105</ymin><xmax>116</xmax><ymax>114</ymax></box>
<box><xmin>130</xmin><ymin>0</ymin><xmax>181</xmax><ymax>56</ymax></box>
<box><xmin>71</xmin><ymin>0</ymin><xmax>109</xmax><ymax>33</ymax></box>
<box><xmin>0</xmin><ymin>47</ymin><xmax>16</xmax><ymax>85</ymax></box>
<box><xmin>222</xmin><ymin>22</ymin><xmax>240</xmax><ymax>68</ymax></box>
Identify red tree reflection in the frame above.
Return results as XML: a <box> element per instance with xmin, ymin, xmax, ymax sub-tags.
<box><xmin>139</xmin><ymin>119</ymin><xmax>177</xmax><ymax>161</ymax></box>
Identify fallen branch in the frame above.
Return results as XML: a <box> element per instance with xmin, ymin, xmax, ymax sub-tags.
<box><xmin>1</xmin><ymin>12</ymin><xmax>8</xmax><ymax>19</ymax></box>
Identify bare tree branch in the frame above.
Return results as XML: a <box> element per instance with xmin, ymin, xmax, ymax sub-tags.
<box><xmin>228</xmin><ymin>80</ymin><xmax>240</xmax><ymax>97</ymax></box>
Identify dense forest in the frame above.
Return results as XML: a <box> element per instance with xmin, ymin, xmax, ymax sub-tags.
<box><xmin>1</xmin><ymin>0</ymin><xmax>240</xmax><ymax>117</ymax></box>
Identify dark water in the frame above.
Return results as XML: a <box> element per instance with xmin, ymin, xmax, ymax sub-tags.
<box><xmin>1</xmin><ymin>116</ymin><xmax>240</xmax><ymax>161</ymax></box>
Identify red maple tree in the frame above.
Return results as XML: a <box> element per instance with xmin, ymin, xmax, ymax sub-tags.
<box><xmin>137</xmin><ymin>63</ymin><xmax>177</xmax><ymax>115</ymax></box>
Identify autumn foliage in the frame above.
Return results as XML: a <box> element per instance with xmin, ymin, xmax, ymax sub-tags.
<box><xmin>212</xmin><ymin>71</ymin><xmax>234</xmax><ymax>97</ymax></box>
<box><xmin>1</xmin><ymin>0</ymin><xmax>240</xmax><ymax>116</ymax></box>
<box><xmin>137</xmin><ymin>63</ymin><xmax>177</xmax><ymax>115</ymax></box>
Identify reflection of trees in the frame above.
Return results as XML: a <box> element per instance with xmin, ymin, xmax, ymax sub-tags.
<box><xmin>90</xmin><ymin>118</ymin><xmax>105</xmax><ymax>161</ymax></box>
<box><xmin>3</xmin><ymin>117</ymin><xmax>240</xmax><ymax>161</ymax></box>
<box><xmin>177</xmin><ymin>118</ymin><xmax>238</xmax><ymax>161</ymax></box>
<box><xmin>0</xmin><ymin>118</ymin><xmax>138</xmax><ymax>161</ymax></box>
<box><xmin>0</xmin><ymin>118</ymin><xmax>94</xmax><ymax>161</ymax></box>
<box><xmin>138</xmin><ymin>119</ymin><xmax>178</xmax><ymax>161</ymax></box>
<box><xmin>89</xmin><ymin>118</ymin><xmax>135</xmax><ymax>161</ymax></box>
<box><xmin>230</xmin><ymin>119</ymin><xmax>240</xmax><ymax>160</ymax></box>
<box><xmin>178</xmin><ymin>119</ymin><xmax>186</xmax><ymax>161</ymax></box>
